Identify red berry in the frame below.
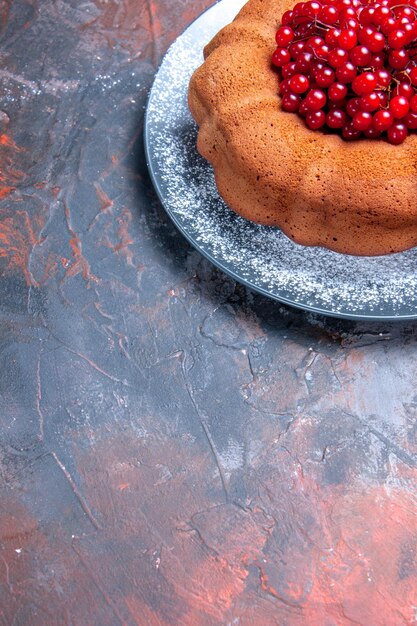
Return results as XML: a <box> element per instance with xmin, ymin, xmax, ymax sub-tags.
<box><xmin>306</xmin><ymin>110</ymin><xmax>326</xmax><ymax>128</ymax></box>
<box><xmin>376</xmin><ymin>69</ymin><xmax>391</xmax><ymax>87</ymax></box>
<box><xmin>358</xmin><ymin>27</ymin><xmax>385</xmax><ymax>53</ymax></box>
<box><xmin>336</xmin><ymin>61</ymin><xmax>357</xmax><ymax>83</ymax></box>
<box><xmin>341</xmin><ymin>5</ymin><xmax>356</xmax><ymax>20</ymax></box>
<box><xmin>364</xmin><ymin>126</ymin><xmax>382</xmax><ymax>138</ymax></box>
<box><xmin>326</xmin><ymin>28</ymin><xmax>341</xmax><ymax>47</ymax></box>
<box><xmin>393</xmin><ymin>82</ymin><xmax>414</xmax><ymax>99</ymax></box>
<box><xmin>315</xmin><ymin>66</ymin><xmax>336</xmax><ymax>87</ymax></box>
<box><xmin>326</xmin><ymin>108</ymin><xmax>347</xmax><ymax>128</ymax></box>
<box><xmin>295</xmin><ymin>51</ymin><xmax>314</xmax><ymax>72</ymax></box>
<box><xmin>387</xmin><ymin>123</ymin><xmax>408</xmax><ymax>144</ymax></box>
<box><xmin>306</xmin><ymin>36</ymin><xmax>326</xmax><ymax>54</ymax></box>
<box><xmin>338</xmin><ymin>29</ymin><xmax>357</xmax><ymax>50</ymax></box>
<box><xmin>349</xmin><ymin>45</ymin><xmax>372</xmax><ymax>66</ymax></box>
<box><xmin>352</xmin><ymin>110</ymin><xmax>373</xmax><ymax>130</ymax></box>
<box><xmin>294</xmin><ymin>22</ymin><xmax>316</xmax><ymax>39</ymax></box>
<box><xmin>328</xmin><ymin>48</ymin><xmax>350</xmax><ymax>68</ymax></box>
<box><xmin>328</xmin><ymin>82</ymin><xmax>348</xmax><ymax>100</ymax></box>
<box><xmin>272</xmin><ymin>48</ymin><xmax>291</xmax><ymax>67</ymax></box>
<box><xmin>276</xmin><ymin>26</ymin><xmax>294</xmax><ymax>46</ymax></box>
<box><xmin>373</xmin><ymin>5</ymin><xmax>392</xmax><ymax>26</ymax></box>
<box><xmin>389</xmin><ymin>48</ymin><xmax>409</xmax><ymax>69</ymax></box>
<box><xmin>304</xmin><ymin>0</ymin><xmax>321</xmax><ymax>17</ymax></box>
<box><xmin>381</xmin><ymin>17</ymin><xmax>397</xmax><ymax>35</ymax></box>
<box><xmin>360</xmin><ymin>92</ymin><xmax>381</xmax><ymax>111</ymax></box>
<box><xmin>352</xmin><ymin>72</ymin><xmax>378</xmax><ymax>95</ymax></box>
<box><xmin>389</xmin><ymin>95</ymin><xmax>410</xmax><ymax>118</ymax></box>
<box><xmin>396</xmin><ymin>6</ymin><xmax>414</xmax><ymax>21</ymax></box>
<box><xmin>371</xmin><ymin>53</ymin><xmax>386</xmax><ymax>69</ymax></box>
<box><xmin>319</xmin><ymin>4</ymin><xmax>339</xmax><ymax>24</ymax></box>
<box><xmin>404</xmin><ymin>111</ymin><xmax>417</xmax><ymax>129</ymax></box>
<box><xmin>282</xmin><ymin>92</ymin><xmax>302</xmax><ymax>111</ymax></box>
<box><xmin>359</xmin><ymin>6</ymin><xmax>376</xmax><ymax>25</ymax></box>
<box><xmin>342</xmin><ymin>120</ymin><xmax>362</xmax><ymax>139</ymax></box>
<box><xmin>368</xmin><ymin>31</ymin><xmax>386</xmax><ymax>53</ymax></box>
<box><xmin>346</xmin><ymin>96</ymin><xmax>363</xmax><ymax>117</ymax></box>
<box><xmin>289</xmin><ymin>73</ymin><xmax>310</xmax><ymax>93</ymax></box>
<box><xmin>292</xmin><ymin>2</ymin><xmax>307</xmax><ymax>18</ymax></box>
<box><xmin>373</xmin><ymin>109</ymin><xmax>394</xmax><ymax>131</ymax></box>
<box><xmin>282</xmin><ymin>61</ymin><xmax>298</xmax><ymax>79</ymax></box>
<box><xmin>305</xmin><ymin>88</ymin><xmax>327</xmax><ymax>110</ymax></box>
<box><xmin>298</xmin><ymin>100</ymin><xmax>310</xmax><ymax>116</ymax></box>
<box><xmin>289</xmin><ymin>41</ymin><xmax>306</xmax><ymax>59</ymax></box>
<box><xmin>281</xmin><ymin>9</ymin><xmax>294</xmax><ymax>24</ymax></box>
<box><xmin>388</xmin><ymin>29</ymin><xmax>407</xmax><ymax>48</ymax></box>
<box><xmin>406</xmin><ymin>20</ymin><xmax>417</xmax><ymax>42</ymax></box>
<box><xmin>279</xmin><ymin>78</ymin><xmax>292</xmax><ymax>95</ymax></box>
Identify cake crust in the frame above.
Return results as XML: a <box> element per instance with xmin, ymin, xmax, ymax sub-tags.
<box><xmin>188</xmin><ymin>0</ymin><xmax>417</xmax><ymax>256</ymax></box>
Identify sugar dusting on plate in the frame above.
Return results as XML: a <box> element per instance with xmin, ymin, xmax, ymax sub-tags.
<box><xmin>145</xmin><ymin>0</ymin><xmax>417</xmax><ymax>319</ymax></box>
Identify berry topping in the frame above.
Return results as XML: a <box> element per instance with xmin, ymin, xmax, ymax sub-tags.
<box><xmin>273</xmin><ymin>0</ymin><xmax>417</xmax><ymax>144</ymax></box>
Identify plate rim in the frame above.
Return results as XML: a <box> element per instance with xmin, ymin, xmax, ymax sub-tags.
<box><xmin>144</xmin><ymin>0</ymin><xmax>417</xmax><ymax>322</ymax></box>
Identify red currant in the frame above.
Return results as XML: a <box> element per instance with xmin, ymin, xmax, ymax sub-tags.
<box><xmin>388</xmin><ymin>29</ymin><xmax>407</xmax><ymax>49</ymax></box>
<box><xmin>273</xmin><ymin>0</ymin><xmax>417</xmax><ymax>144</ymax></box>
<box><xmin>376</xmin><ymin>69</ymin><xmax>391</xmax><ymax>88</ymax></box>
<box><xmin>282</xmin><ymin>92</ymin><xmax>302</xmax><ymax>111</ymax></box>
<box><xmin>336</xmin><ymin>61</ymin><xmax>357</xmax><ymax>83</ymax></box>
<box><xmin>315</xmin><ymin>66</ymin><xmax>336</xmax><ymax>87</ymax></box>
<box><xmin>328</xmin><ymin>82</ymin><xmax>348</xmax><ymax>100</ymax></box>
<box><xmin>289</xmin><ymin>73</ymin><xmax>310</xmax><ymax>93</ymax></box>
<box><xmin>338</xmin><ymin>29</ymin><xmax>357</xmax><ymax>50</ymax></box>
<box><xmin>305</xmin><ymin>88</ymin><xmax>327</xmax><ymax>110</ymax></box>
<box><xmin>328</xmin><ymin>47</ymin><xmax>350</xmax><ymax>67</ymax></box>
<box><xmin>404</xmin><ymin>111</ymin><xmax>417</xmax><ymax>129</ymax></box>
<box><xmin>273</xmin><ymin>48</ymin><xmax>291</xmax><ymax>67</ymax></box>
<box><xmin>389</xmin><ymin>95</ymin><xmax>410</xmax><ymax>118</ymax></box>
<box><xmin>352</xmin><ymin>110</ymin><xmax>373</xmax><ymax>130</ymax></box>
<box><xmin>393</xmin><ymin>82</ymin><xmax>414</xmax><ymax>99</ymax></box>
<box><xmin>349</xmin><ymin>45</ymin><xmax>372</xmax><ymax>66</ymax></box>
<box><xmin>373</xmin><ymin>5</ymin><xmax>392</xmax><ymax>26</ymax></box>
<box><xmin>389</xmin><ymin>48</ymin><xmax>409</xmax><ymax>69</ymax></box>
<box><xmin>360</xmin><ymin>92</ymin><xmax>381</xmax><ymax>111</ymax></box>
<box><xmin>282</xmin><ymin>61</ymin><xmax>298</xmax><ymax>78</ymax></box>
<box><xmin>352</xmin><ymin>72</ymin><xmax>378</xmax><ymax>95</ymax></box>
<box><xmin>346</xmin><ymin>96</ymin><xmax>363</xmax><ymax>116</ymax></box>
<box><xmin>342</xmin><ymin>120</ymin><xmax>362</xmax><ymax>139</ymax></box>
<box><xmin>326</xmin><ymin>108</ymin><xmax>347</xmax><ymax>128</ymax></box>
<box><xmin>276</xmin><ymin>26</ymin><xmax>294</xmax><ymax>46</ymax></box>
<box><xmin>364</xmin><ymin>126</ymin><xmax>382</xmax><ymax>138</ymax></box>
<box><xmin>373</xmin><ymin>109</ymin><xmax>394</xmax><ymax>131</ymax></box>
<box><xmin>387</xmin><ymin>123</ymin><xmax>408</xmax><ymax>144</ymax></box>
<box><xmin>319</xmin><ymin>4</ymin><xmax>339</xmax><ymax>24</ymax></box>
<box><xmin>306</xmin><ymin>110</ymin><xmax>326</xmax><ymax>128</ymax></box>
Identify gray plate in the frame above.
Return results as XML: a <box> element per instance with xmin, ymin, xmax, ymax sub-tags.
<box><xmin>144</xmin><ymin>0</ymin><xmax>417</xmax><ymax>321</ymax></box>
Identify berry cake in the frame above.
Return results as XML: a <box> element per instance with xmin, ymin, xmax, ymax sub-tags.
<box><xmin>188</xmin><ymin>0</ymin><xmax>417</xmax><ymax>256</ymax></box>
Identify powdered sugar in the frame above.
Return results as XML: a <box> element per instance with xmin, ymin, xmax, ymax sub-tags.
<box><xmin>145</xmin><ymin>0</ymin><xmax>417</xmax><ymax>319</ymax></box>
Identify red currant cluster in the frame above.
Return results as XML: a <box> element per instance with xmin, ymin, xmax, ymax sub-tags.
<box><xmin>272</xmin><ymin>0</ymin><xmax>417</xmax><ymax>143</ymax></box>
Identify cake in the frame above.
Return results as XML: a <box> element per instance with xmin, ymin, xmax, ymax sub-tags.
<box><xmin>188</xmin><ymin>0</ymin><xmax>417</xmax><ymax>256</ymax></box>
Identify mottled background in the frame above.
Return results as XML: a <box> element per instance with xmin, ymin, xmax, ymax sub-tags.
<box><xmin>0</xmin><ymin>0</ymin><xmax>416</xmax><ymax>624</ymax></box>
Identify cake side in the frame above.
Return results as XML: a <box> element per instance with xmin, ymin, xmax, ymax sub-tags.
<box><xmin>188</xmin><ymin>0</ymin><xmax>417</xmax><ymax>256</ymax></box>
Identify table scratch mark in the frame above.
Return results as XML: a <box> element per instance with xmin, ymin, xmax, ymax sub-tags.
<box><xmin>50</xmin><ymin>452</ymin><xmax>102</xmax><ymax>531</ymax></box>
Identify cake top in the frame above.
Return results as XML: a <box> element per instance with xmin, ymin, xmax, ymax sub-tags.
<box><xmin>272</xmin><ymin>0</ymin><xmax>417</xmax><ymax>143</ymax></box>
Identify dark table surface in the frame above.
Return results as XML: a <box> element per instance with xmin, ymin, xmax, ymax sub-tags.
<box><xmin>1</xmin><ymin>1</ymin><xmax>417</xmax><ymax>624</ymax></box>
